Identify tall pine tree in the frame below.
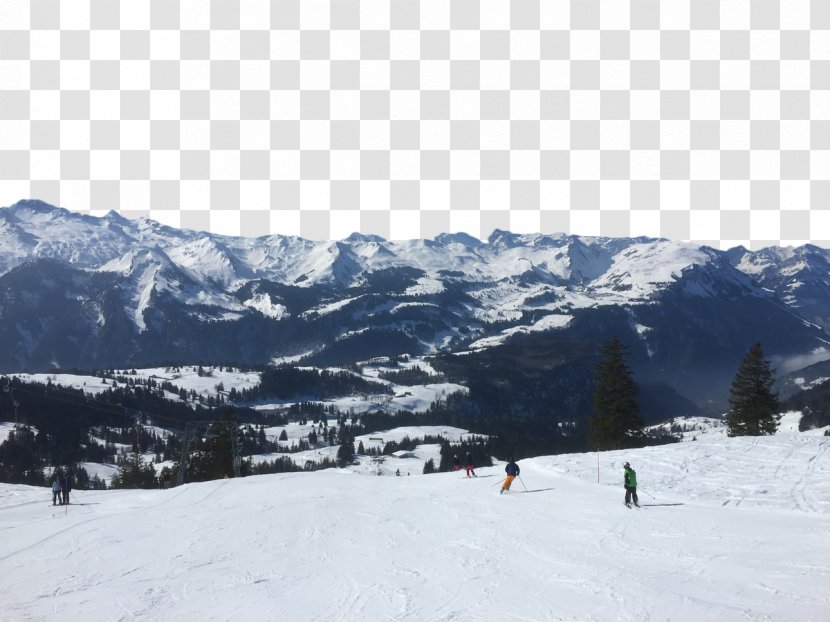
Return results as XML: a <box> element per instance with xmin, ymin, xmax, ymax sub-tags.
<box><xmin>336</xmin><ymin>440</ymin><xmax>355</xmax><ymax>467</ymax></box>
<box><xmin>588</xmin><ymin>337</ymin><xmax>644</xmax><ymax>450</ymax></box>
<box><xmin>727</xmin><ymin>343</ymin><xmax>780</xmax><ymax>436</ymax></box>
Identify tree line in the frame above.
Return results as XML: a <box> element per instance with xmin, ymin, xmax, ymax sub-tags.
<box><xmin>228</xmin><ymin>365</ymin><xmax>392</xmax><ymax>402</ymax></box>
<box><xmin>0</xmin><ymin>338</ymin><xmax>791</xmax><ymax>489</ymax></box>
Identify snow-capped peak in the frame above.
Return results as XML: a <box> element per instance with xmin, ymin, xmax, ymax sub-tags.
<box><xmin>166</xmin><ymin>237</ymin><xmax>250</xmax><ymax>288</ymax></box>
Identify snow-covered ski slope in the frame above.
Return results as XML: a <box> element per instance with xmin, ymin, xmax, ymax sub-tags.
<box><xmin>1</xmin><ymin>433</ymin><xmax>828</xmax><ymax>622</ymax></box>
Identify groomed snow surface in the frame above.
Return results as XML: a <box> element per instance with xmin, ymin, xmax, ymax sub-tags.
<box><xmin>1</xmin><ymin>431</ymin><xmax>828</xmax><ymax>622</ymax></box>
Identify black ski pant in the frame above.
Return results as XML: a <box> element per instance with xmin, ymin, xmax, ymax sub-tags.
<box><xmin>625</xmin><ymin>486</ymin><xmax>638</xmax><ymax>505</ymax></box>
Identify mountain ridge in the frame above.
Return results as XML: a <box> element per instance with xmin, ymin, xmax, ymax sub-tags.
<box><xmin>1</xmin><ymin>200</ymin><xmax>828</xmax><ymax>414</ymax></box>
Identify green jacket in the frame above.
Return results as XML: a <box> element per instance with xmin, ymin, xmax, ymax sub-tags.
<box><xmin>624</xmin><ymin>467</ymin><xmax>637</xmax><ymax>487</ymax></box>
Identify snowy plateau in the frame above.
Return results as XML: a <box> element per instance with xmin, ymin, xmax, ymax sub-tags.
<box><xmin>0</xmin><ymin>423</ymin><xmax>828</xmax><ymax>622</ymax></box>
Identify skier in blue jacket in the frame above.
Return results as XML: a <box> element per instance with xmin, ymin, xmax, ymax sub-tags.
<box><xmin>500</xmin><ymin>458</ymin><xmax>520</xmax><ymax>494</ymax></box>
<box><xmin>51</xmin><ymin>477</ymin><xmax>61</xmax><ymax>505</ymax></box>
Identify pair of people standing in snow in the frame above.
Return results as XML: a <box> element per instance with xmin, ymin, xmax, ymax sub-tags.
<box><xmin>52</xmin><ymin>471</ymin><xmax>72</xmax><ymax>505</ymax></box>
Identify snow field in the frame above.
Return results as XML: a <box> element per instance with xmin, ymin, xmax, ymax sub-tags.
<box><xmin>0</xmin><ymin>433</ymin><xmax>828</xmax><ymax>622</ymax></box>
<box><xmin>250</xmin><ymin>425</ymin><xmax>472</xmax><ymax>474</ymax></box>
<box><xmin>249</xmin><ymin>379</ymin><xmax>467</xmax><ymax>416</ymax></box>
<box><xmin>8</xmin><ymin>359</ymin><xmax>467</xmax><ymax>417</ymax></box>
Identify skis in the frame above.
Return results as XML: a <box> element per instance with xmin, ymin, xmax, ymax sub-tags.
<box><xmin>499</xmin><ymin>487</ymin><xmax>554</xmax><ymax>494</ymax></box>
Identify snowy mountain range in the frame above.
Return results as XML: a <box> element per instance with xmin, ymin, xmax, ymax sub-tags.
<box><xmin>1</xmin><ymin>199</ymin><xmax>828</xmax><ymax>411</ymax></box>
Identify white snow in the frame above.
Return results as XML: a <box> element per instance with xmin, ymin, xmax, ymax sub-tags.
<box><xmin>251</xmin><ymin>381</ymin><xmax>467</xmax><ymax>416</ymax></box>
<box><xmin>6</xmin><ymin>362</ymin><xmax>465</xmax><ymax>419</ymax></box>
<box><xmin>0</xmin><ymin>421</ymin><xmax>37</xmax><ymax>439</ymax></box>
<box><xmin>355</xmin><ymin>425</ymin><xmax>471</xmax><ymax>445</ymax></box>
<box><xmin>10</xmin><ymin>373</ymin><xmax>115</xmax><ymax>395</ymax></box>
<box><xmin>592</xmin><ymin>240</ymin><xmax>711</xmax><ymax>298</ymax></box>
<box><xmin>77</xmin><ymin>462</ymin><xmax>118</xmax><ymax>484</ymax></box>
<box><xmin>242</xmin><ymin>293</ymin><xmax>288</xmax><ymax>319</ymax></box>
<box><xmin>649</xmin><ymin>412</ymin><xmax>830</xmax><ymax>441</ymax></box>
<box><xmin>647</xmin><ymin>416</ymin><xmax>728</xmax><ymax>441</ymax></box>
<box><xmin>166</xmin><ymin>237</ymin><xmax>243</xmax><ymax>288</ymax></box>
<box><xmin>468</xmin><ymin>313</ymin><xmax>572</xmax><ymax>349</ymax></box>
<box><xmin>792</xmin><ymin>376</ymin><xmax>829</xmax><ymax>391</ymax></box>
<box><xmin>633</xmin><ymin>323</ymin><xmax>651</xmax><ymax>336</ymax></box>
<box><xmin>403</xmin><ymin>276</ymin><xmax>445</xmax><ymax>296</ymax></box>
<box><xmin>776</xmin><ymin>410</ymin><xmax>830</xmax><ymax>436</ymax></box>
<box><xmin>12</xmin><ymin>367</ymin><xmax>262</xmax><ymax>403</ymax></box>
<box><xmin>1</xmin><ymin>433</ymin><xmax>828</xmax><ymax>621</ymax></box>
<box><xmin>302</xmin><ymin>296</ymin><xmax>359</xmax><ymax>318</ymax></box>
<box><xmin>269</xmin><ymin>354</ymin><xmax>308</xmax><ymax>366</ymax></box>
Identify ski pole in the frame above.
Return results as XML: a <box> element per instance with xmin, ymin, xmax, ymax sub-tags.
<box><xmin>519</xmin><ymin>475</ymin><xmax>528</xmax><ymax>491</ymax></box>
<box><xmin>638</xmin><ymin>488</ymin><xmax>656</xmax><ymax>500</ymax></box>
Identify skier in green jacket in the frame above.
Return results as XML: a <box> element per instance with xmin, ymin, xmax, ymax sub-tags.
<box><xmin>624</xmin><ymin>462</ymin><xmax>639</xmax><ymax>507</ymax></box>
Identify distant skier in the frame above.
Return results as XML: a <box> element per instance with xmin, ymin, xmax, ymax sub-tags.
<box><xmin>452</xmin><ymin>454</ymin><xmax>461</xmax><ymax>471</ymax></box>
<box><xmin>51</xmin><ymin>477</ymin><xmax>61</xmax><ymax>506</ymax></box>
<box><xmin>624</xmin><ymin>462</ymin><xmax>639</xmax><ymax>508</ymax></box>
<box><xmin>465</xmin><ymin>452</ymin><xmax>476</xmax><ymax>477</ymax></box>
<box><xmin>500</xmin><ymin>458</ymin><xmax>520</xmax><ymax>494</ymax></box>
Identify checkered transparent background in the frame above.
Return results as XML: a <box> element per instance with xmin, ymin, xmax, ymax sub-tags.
<box><xmin>1</xmin><ymin>0</ymin><xmax>829</xmax><ymax>248</ymax></box>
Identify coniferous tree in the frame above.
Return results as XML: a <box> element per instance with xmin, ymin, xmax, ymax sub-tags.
<box><xmin>0</xmin><ymin>426</ymin><xmax>44</xmax><ymax>485</ymax></box>
<box><xmin>110</xmin><ymin>452</ymin><xmax>157</xmax><ymax>489</ymax></box>
<box><xmin>183</xmin><ymin>422</ymin><xmax>242</xmax><ymax>482</ymax></box>
<box><xmin>336</xmin><ymin>440</ymin><xmax>355</xmax><ymax>467</ymax></box>
<box><xmin>727</xmin><ymin>343</ymin><xmax>780</xmax><ymax>436</ymax></box>
<box><xmin>422</xmin><ymin>458</ymin><xmax>436</xmax><ymax>474</ymax></box>
<box><xmin>588</xmin><ymin>337</ymin><xmax>644</xmax><ymax>450</ymax></box>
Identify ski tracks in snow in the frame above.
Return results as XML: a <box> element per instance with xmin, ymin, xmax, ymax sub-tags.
<box><xmin>1</xmin><ymin>435</ymin><xmax>829</xmax><ymax>621</ymax></box>
<box><xmin>792</xmin><ymin>439</ymin><xmax>828</xmax><ymax>513</ymax></box>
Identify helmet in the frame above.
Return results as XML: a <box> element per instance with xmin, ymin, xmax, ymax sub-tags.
<box><xmin>624</xmin><ymin>462</ymin><xmax>630</xmax><ymax>468</ymax></box>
